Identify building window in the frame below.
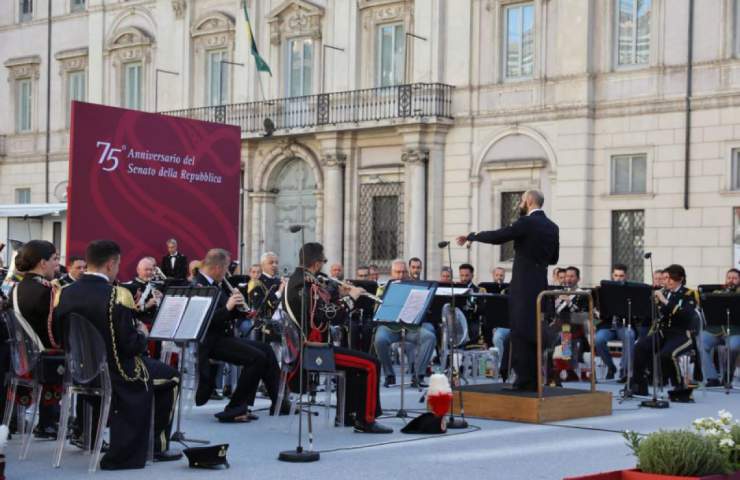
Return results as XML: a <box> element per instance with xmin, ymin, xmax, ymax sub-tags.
<box><xmin>611</xmin><ymin>154</ymin><xmax>647</xmax><ymax>194</ymax></box>
<box><xmin>286</xmin><ymin>38</ymin><xmax>313</xmax><ymax>97</ymax></box>
<box><xmin>123</xmin><ymin>62</ymin><xmax>142</xmax><ymax>110</ymax></box>
<box><xmin>15</xmin><ymin>188</ymin><xmax>31</xmax><ymax>204</ymax></box>
<box><xmin>500</xmin><ymin>191</ymin><xmax>524</xmax><ymax>262</ymax></box>
<box><xmin>736</xmin><ymin>0</ymin><xmax>740</xmax><ymax>56</ymax></box>
<box><xmin>67</xmin><ymin>70</ymin><xmax>86</xmax><ymax>127</ymax></box>
<box><xmin>612</xmin><ymin>210</ymin><xmax>645</xmax><ymax>281</ymax></box>
<box><xmin>16</xmin><ymin>78</ymin><xmax>32</xmax><ymax>133</ymax></box>
<box><xmin>504</xmin><ymin>3</ymin><xmax>535</xmax><ymax>79</ymax></box>
<box><xmin>616</xmin><ymin>0</ymin><xmax>651</xmax><ymax>66</ymax></box>
<box><xmin>376</xmin><ymin>23</ymin><xmax>405</xmax><ymax>87</ymax></box>
<box><xmin>206</xmin><ymin>50</ymin><xmax>228</xmax><ymax>106</ymax></box>
<box><xmin>359</xmin><ymin>182</ymin><xmax>404</xmax><ymax>272</ymax></box>
<box><xmin>71</xmin><ymin>0</ymin><xmax>85</xmax><ymax>12</ymax></box>
<box><xmin>19</xmin><ymin>0</ymin><xmax>32</xmax><ymax>22</ymax></box>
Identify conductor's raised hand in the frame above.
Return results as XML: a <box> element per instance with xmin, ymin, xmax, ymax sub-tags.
<box><xmin>455</xmin><ymin>235</ymin><xmax>469</xmax><ymax>247</ymax></box>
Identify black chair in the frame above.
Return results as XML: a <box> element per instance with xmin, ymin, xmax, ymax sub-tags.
<box><xmin>53</xmin><ymin>313</ymin><xmax>112</xmax><ymax>472</ymax></box>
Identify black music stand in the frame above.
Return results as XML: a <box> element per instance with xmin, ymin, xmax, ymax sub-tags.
<box><xmin>598</xmin><ymin>281</ymin><xmax>652</xmax><ymax>401</ymax></box>
<box><xmin>479</xmin><ymin>282</ymin><xmax>509</xmax><ymax>295</ymax></box>
<box><xmin>478</xmin><ymin>293</ymin><xmax>510</xmax><ymax>378</ymax></box>
<box><xmin>346</xmin><ymin>280</ymin><xmax>378</xmax><ymax>351</ymax></box>
<box><xmin>150</xmin><ymin>285</ymin><xmax>221</xmax><ymax>447</ymax></box>
<box><xmin>700</xmin><ymin>293</ymin><xmax>740</xmax><ymax>392</ymax></box>
<box><xmin>373</xmin><ymin>281</ymin><xmax>436</xmax><ymax>418</ymax></box>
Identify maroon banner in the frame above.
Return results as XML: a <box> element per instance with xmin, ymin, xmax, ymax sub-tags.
<box><xmin>67</xmin><ymin>101</ymin><xmax>241</xmax><ymax>279</ymax></box>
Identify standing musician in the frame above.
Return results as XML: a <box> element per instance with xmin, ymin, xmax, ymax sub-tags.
<box><xmin>54</xmin><ymin>240</ymin><xmax>181</xmax><ymax>469</ymax></box>
<box><xmin>9</xmin><ymin>240</ymin><xmax>63</xmax><ymax>439</ymax></box>
<box><xmin>630</xmin><ymin>264</ymin><xmax>698</xmax><ymax>399</ymax></box>
<box><xmin>285</xmin><ymin>242</ymin><xmax>392</xmax><ymax>434</ymax></box>
<box><xmin>192</xmin><ymin>248</ymin><xmax>284</xmax><ymax>422</ymax></box>
<box><xmin>55</xmin><ymin>256</ymin><xmax>86</xmax><ymax>287</ymax></box>
<box><xmin>457</xmin><ymin>190</ymin><xmax>559</xmax><ymax>391</ymax></box>
<box><xmin>160</xmin><ymin>238</ymin><xmax>188</xmax><ymax>280</ymax></box>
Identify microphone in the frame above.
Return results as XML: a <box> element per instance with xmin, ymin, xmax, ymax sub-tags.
<box><xmin>438</xmin><ymin>241</ymin><xmax>450</xmax><ymax>248</ymax></box>
<box><xmin>644</xmin><ymin>252</ymin><xmax>652</xmax><ymax>259</ymax></box>
<box><xmin>289</xmin><ymin>225</ymin><xmax>303</xmax><ymax>233</ymax></box>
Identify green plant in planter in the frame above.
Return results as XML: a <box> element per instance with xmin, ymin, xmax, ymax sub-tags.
<box><xmin>623</xmin><ymin>429</ymin><xmax>731</xmax><ymax>477</ymax></box>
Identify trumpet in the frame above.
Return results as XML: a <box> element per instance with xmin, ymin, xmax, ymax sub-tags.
<box><xmin>306</xmin><ymin>271</ymin><xmax>383</xmax><ymax>304</ymax></box>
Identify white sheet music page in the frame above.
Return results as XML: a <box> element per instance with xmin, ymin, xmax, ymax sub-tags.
<box><xmin>174</xmin><ymin>296</ymin><xmax>213</xmax><ymax>340</ymax></box>
<box><xmin>398</xmin><ymin>289</ymin><xmax>431</xmax><ymax>324</ymax></box>
<box><xmin>150</xmin><ymin>296</ymin><xmax>189</xmax><ymax>339</ymax></box>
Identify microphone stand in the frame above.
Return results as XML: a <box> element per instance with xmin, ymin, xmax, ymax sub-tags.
<box><xmin>443</xmin><ymin>241</ymin><xmax>468</xmax><ymax>429</ymax></box>
<box><xmin>279</xmin><ymin>225</ymin><xmax>320</xmax><ymax>462</ymax></box>
<box><xmin>641</xmin><ymin>253</ymin><xmax>669</xmax><ymax>409</ymax></box>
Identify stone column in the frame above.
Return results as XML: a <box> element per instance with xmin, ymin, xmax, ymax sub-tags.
<box><xmin>402</xmin><ymin>148</ymin><xmax>429</xmax><ymax>263</ymax></box>
<box><xmin>322</xmin><ymin>153</ymin><xmax>346</xmax><ymax>267</ymax></box>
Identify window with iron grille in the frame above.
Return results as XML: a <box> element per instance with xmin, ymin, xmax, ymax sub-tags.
<box><xmin>500</xmin><ymin>191</ymin><xmax>524</xmax><ymax>262</ymax></box>
<box><xmin>359</xmin><ymin>182</ymin><xmax>404</xmax><ymax>272</ymax></box>
<box><xmin>612</xmin><ymin>210</ymin><xmax>645</xmax><ymax>281</ymax></box>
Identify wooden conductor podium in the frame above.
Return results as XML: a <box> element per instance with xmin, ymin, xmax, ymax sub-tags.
<box><xmin>453</xmin><ymin>289</ymin><xmax>612</xmax><ymax>423</ymax></box>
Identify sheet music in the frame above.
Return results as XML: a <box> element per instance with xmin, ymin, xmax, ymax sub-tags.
<box><xmin>435</xmin><ymin>287</ymin><xmax>470</xmax><ymax>297</ymax></box>
<box><xmin>174</xmin><ymin>296</ymin><xmax>213</xmax><ymax>340</ymax></box>
<box><xmin>398</xmin><ymin>289</ymin><xmax>431</xmax><ymax>324</ymax></box>
<box><xmin>150</xmin><ymin>296</ymin><xmax>188</xmax><ymax>339</ymax></box>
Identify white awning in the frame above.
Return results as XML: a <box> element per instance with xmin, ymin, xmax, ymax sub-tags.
<box><xmin>0</xmin><ymin>203</ymin><xmax>67</xmax><ymax>218</ymax></box>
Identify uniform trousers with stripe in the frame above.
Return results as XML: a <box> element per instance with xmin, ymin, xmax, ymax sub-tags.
<box><xmin>633</xmin><ymin>330</ymin><xmax>694</xmax><ymax>388</ymax></box>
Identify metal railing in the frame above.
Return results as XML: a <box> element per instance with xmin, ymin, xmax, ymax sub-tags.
<box><xmin>163</xmin><ymin>83</ymin><xmax>453</xmax><ymax>135</ymax></box>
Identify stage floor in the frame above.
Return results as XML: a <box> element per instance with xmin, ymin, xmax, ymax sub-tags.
<box><xmin>5</xmin><ymin>379</ymin><xmax>738</xmax><ymax>480</ymax></box>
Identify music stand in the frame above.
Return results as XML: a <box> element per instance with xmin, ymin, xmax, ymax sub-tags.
<box><xmin>476</xmin><ymin>293</ymin><xmax>510</xmax><ymax>378</ymax></box>
<box><xmin>598</xmin><ymin>281</ymin><xmax>652</xmax><ymax>401</ymax></box>
<box><xmin>150</xmin><ymin>285</ymin><xmax>221</xmax><ymax>446</ymax></box>
<box><xmin>700</xmin><ymin>293</ymin><xmax>740</xmax><ymax>392</ymax></box>
<box><xmin>479</xmin><ymin>282</ymin><xmax>509</xmax><ymax>295</ymax></box>
<box><xmin>373</xmin><ymin>280</ymin><xmax>436</xmax><ymax>417</ymax></box>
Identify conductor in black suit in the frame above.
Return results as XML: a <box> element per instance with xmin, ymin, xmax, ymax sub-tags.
<box><xmin>457</xmin><ymin>190</ymin><xmax>559</xmax><ymax>391</ymax></box>
<box><xmin>160</xmin><ymin>238</ymin><xmax>188</xmax><ymax>279</ymax></box>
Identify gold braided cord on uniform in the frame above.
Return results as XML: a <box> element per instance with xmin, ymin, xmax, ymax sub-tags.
<box><xmin>108</xmin><ymin>287</ymin><xmax>149</xmax><ymax>385</ymax></box>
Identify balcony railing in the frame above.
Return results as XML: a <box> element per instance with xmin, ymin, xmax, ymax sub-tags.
<box><xmin>164</xmin><ymin>83</ymin><xmax>453</xmax><ymax>135</ymax></box>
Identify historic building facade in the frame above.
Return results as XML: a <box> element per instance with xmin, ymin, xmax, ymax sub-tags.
<box><xmin>2</xmin><ymin>0</ymin><xmax>740</xmax><ymax>285</ymax></box>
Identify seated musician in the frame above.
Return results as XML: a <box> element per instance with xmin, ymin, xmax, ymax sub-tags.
<box><xmin>356</xmin><ymin>265</ymin><xmax>370</xmax><ymax>281</ymax></box>
<box><xmin>54</xmin><ymin>240</ymin><xmax>181</xmax><ymax>468</ymax></box>
<box><xmin>368</xmin><ymin>264</ymin><xmax>380</xmax><ymax>283</ymax></box>
<box><xmin>193</xmin><ymin>249</ymin><xmax>285</xmax><ymax>421</ymax></box>
<box><xmin>120</xmin><ymin>257</ymin><xmax>163</xmax><ymax>328</ymax></box>
<box><xmin>700</xmin><ymin>268</ymin><xmax>740</xmax><ymax>387</ymax></box>
<box><xmin>285</xmin><ymin>242</ymin><xmax>392</xmax><ymax>434</ymax></box>
<box><xmin>408</xmin><ymin>257</ymin><xmax>423</xmax><ymax>281</ymax></box>
<box><xmin>248</xmin><ymin>253</ymin><xmax>284</xmax><ymax>343</ymax></box>
<box><xmin>630</xmin><ymin>264</ymin><xmax>698</xmax><ymax>399</ymax></box>
<box><xmin>492</xmin><ymin>266</ymin><xmax>506</xmax><ymax>284</ymax></box>
<box><xmin>248</xmin><ymin>263</ymin><xmax>262</xmax><ymax>284</ymax></box>
<box><xmin>594</xmin><ymin>264</ymin><xmax>637</xmax><ymax>382</ymax></box>
<box><xmin>187</xmin><ymin>260</ymin><xmax>201</xmax><ymax>282</ymax></box>
<box><xmin>459</xmin><ymin>263</ymin><xmax>487</xmax><ymax>346</ymax></box>
<box><xmin>330</xmin><ymin>263</ymin><xmax>345</xmax><ymax>281</ymax></box>
<box><xmin>373</xmin><ymin>259</ymin><xmax>437</xmax><ymax>388</ymax></box>
<box><xmin>54</xmin><ymin>255</ymin><xmax>86</xmax><ymax>287</ymax></box>
<box><xmin>549</xmin><ymin>266</ymin><xmax>590</xmax><ymax>383</ymax></box>
<box><xmin>9</xmin><ymin>240</ymin><xmax>63</xmax><ymax>439</ymax></box>
<box><xmin>439</xmin><ymin>267</ymin><xmax>453</xmax><ymax>283</ymax></box>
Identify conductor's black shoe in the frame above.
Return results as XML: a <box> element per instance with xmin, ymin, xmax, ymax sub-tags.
<box><xmin>354</xmin><ymin>420</ymin><xmax>393</xmax><ymax>434</ymax></box>
<box><xmin>383</xmin><ymin>375</ymin><xmax>396</xmax><ymax>388</ymax></box>
<box><xmin>33</xmin><ymin>425</ymin><xmax>58</xmax><ymax>440</ymax></box>
<box><xmin>154</xmin><ymin>449</ymin><xmax>183</xmax><ymax>462</ymax></box>
<box><xmin>705</xmin><ymin>378</ymin><xmax>722</xmax><ymax>388</ymax></box>
<box><xmin>668</xmin><ymin>387</ymin><xmax>694</xmax><ymax>403</ymax></box>
<box><xmin>606</xmin><ymin>366</ymin><xmax>616</xmax><ymax>380</ymax></box>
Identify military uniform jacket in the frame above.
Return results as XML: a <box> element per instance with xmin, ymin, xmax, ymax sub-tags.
<box><xmin>192</xmin><ymin>273</ymin><xmax>238</xmax><ymax>347</ymax></box>
<box><xmin>54</xmin><ymin>274</ymin><xmax>148</xmax><ymax>382</ymax></box>
<box><xmin>467</xmin><ymin>210</ymin><xmax>559</xmax><ymax>341</ymax></box>
<box><xmin>10</xmin><ymin>273</ymin><xmax>56</xmax><ymax>349</ymax></box>
<box><xmin>658</xmin><ymin>285</ymin><xmax>698</xmax><ymax>333</ymax></box>
<box><xmin>120</xmin><ymin>277</ymin><xmax>158</xmax><ymax>325</ymax></box>
<box><xmin>285</xmin><ymin>268</ymin><xmax>350</xmax><ymax>342</ymax></box>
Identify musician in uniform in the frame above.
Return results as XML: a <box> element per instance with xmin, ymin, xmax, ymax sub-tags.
<box><xmin>439</xmin><ymin>267</ymin><xmax>453</xmax><ymax>283</ymax></box>
<box><xmin>55</xmin><ymin>256</ymin><xmax>86</xmax><ymax>287</ymax></box>
<box><xmin>121</xmin><ymin>257</ymin><xmax>163</xmax><ymax>328</ymax></box>
<box><xmin>160</xmin><ymin>238</ymin><xmax>188</xmax><ymax>280</ymax></box>
<box><xmin>9</xmin><ymin>240</ymin><xmax>62</xmax><ymax>439</ymax></box>
<box><xmin>54</xmin><ymin>240</ymin><xmax>181</xmax><ymax>469</ymax></box>
<box><xmin>458</xmin><ymin>263</ymin><xmax>487</xmax><ymax>346</ymax></box>
<box><xmin>700</xmin><ymin>268</ymin><xmax>740</xmax><ymax>387</ymax></box>
<box><xmin>373</xmin><ymin>259</ymin><xmax>437</xmax><ymax>388</ymax></box>
<box><xmin>630</xmin><ymin>264</ymin><xmax>698</xmax><ymax>398</ymax></box>
<box><xmin>549</xmin><ymin>266</ymin><xmax>589</xmax><ymax>383</ymax></box>
<box><xmin>492</xmin><ymin>267</ymin><xmax>506</xmax><ymax>284</ymax></box>
<box><xmin>408</xmin><ymin>257</ymin><xmax>423</xmax><ymax>281</ymax></box>
<box><xmin>193</xmin><ymin>249</ymin><xmax>284</xmax><ymax>421</ymax></box>
<box><xmin>457</xmin><ymin>190</ymin><xmax>559</xmax><ymax>391</ymax></box>
<box><xmin>285</xmin><ymin>242</ymin><xmax>392</xmax><ymax>433</ymax></box>
<box><xmin>248</xmin><ymin>253</ymin><xmax>283</xmax><ymax>342</ymax></box>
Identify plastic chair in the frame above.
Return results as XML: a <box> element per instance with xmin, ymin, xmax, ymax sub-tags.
<box><xmin>1</xmin><ymin>310</ymin><xmax>44</xmax><ymax>460</ymax></box>
<box><xmin>53</xmin><ymin>313</ymin><xmax>112</xmax><ymax>473</ymax></box>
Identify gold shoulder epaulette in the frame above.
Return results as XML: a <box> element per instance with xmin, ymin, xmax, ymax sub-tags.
<box><xmin>53</xmin><ymin>283</ymin><xmax>66</xmax><ymax>307</ymax></box>
<box><xmin>114</xmin><ymin>286</ymin><xmax>136</xmax><ymax>309</ymax></box>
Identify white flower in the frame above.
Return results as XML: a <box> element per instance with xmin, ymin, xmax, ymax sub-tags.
<box><xmin>719</xmin><ymin>438</ymin><xmax>735</xmax><ymax>448</ymax></box>
<box><xmin>718</xmin><ymin>409</ymin><xmax>732</xmax><ymax>421</ymax></box>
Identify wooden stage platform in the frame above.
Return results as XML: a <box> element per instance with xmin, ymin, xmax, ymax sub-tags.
<box><xmin>452</xmin><ymin>383</ymin><xmax>613</xmax><ymax>423</ymax></box>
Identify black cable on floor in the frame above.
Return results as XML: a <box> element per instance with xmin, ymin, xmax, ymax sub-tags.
<box><xmin>317</xmin><ymin>424</ymin><xmax>482</xmax><ymax>454</ymax></box>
